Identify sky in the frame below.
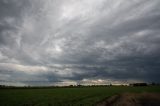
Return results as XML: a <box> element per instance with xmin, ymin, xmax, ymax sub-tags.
<box><xmin>0</xmin><ymin>0</ymin><xmax>160</xmax><ymax>86</ymax></box>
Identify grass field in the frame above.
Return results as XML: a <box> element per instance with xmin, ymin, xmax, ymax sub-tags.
<box><xmin>0</xmin><ymin>86</ymin><xmax>160</xmax><ymax>106</ymax></box>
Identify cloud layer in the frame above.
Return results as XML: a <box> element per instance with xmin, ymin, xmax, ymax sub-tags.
<box><xmin>0</xmin><ymin>0</ymin><xmax>160</xmax><ymax>86</ymax></box>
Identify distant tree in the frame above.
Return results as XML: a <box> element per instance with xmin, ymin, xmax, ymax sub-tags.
<box><xmin>151</xmin><ymin>82</ymin><xmax>156</xmax><ymax>86</ymax></box>
<box><xmin>130</xmin><ymin>83</ymin><xmax>147</xmax><ymax>86</ymax></box>
<box><xmin>69</xmin><ymin>85</ymin><xmax>74</xmax><ymax>87</ymax></box>
<box><xmin>77</xmin><ymin>84</ymin><xmax>82</xmax><ymax>87</ymax></box>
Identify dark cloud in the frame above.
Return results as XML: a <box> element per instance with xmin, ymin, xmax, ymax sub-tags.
<box><xmin>0</xmin><ymin>0</ymin><xmax>160</xmax><ymax>86</ymax></box>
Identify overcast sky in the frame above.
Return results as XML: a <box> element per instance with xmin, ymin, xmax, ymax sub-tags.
<box><xmin>0</xmin><ymin>0</ymin><xmax>160</xmax><ymax>86</ymax></box>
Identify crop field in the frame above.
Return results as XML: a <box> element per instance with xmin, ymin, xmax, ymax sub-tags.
<box><xmin>0</xmin><ymin>86</ymin><xmax>160</xmax><ymax>106</ymax></box>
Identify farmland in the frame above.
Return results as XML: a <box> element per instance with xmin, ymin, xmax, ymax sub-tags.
<box><xmin>0</xmin><ymin>86</ymin><xmax>160</xmax><ymax>106</ymax></box>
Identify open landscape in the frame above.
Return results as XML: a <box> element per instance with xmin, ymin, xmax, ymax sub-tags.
<box><xmin>0</xmin><ymin>86</ymin><xmax>160</xmax><ymax>106</ymax></box>
<box><xmin>1</xmin><ymin>0</ymin><xmax>160</xmax><ymax>106</ymax></box>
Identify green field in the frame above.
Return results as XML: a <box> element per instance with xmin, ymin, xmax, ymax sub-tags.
<box><xmin>0</xmin><ymin>86</ymin><xmax>160</xmax><ymax>106</ymax></box>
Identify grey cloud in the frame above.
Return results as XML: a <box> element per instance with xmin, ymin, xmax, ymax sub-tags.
<box><xmin>0</xmin><ymin>0</ymin><xmax>160</xmax><ymax>86</ymax></box>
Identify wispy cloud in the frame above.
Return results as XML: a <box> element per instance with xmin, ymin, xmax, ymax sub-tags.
<box><xmin>0</xmin><ymin>0</ymin><xmax>160</xmax><ymax>86</ymax></box>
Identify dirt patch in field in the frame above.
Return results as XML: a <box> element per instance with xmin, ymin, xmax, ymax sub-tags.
<box><xmin>96</xmin><ymin>92</ymin><xmax>160</xmax><ymax>106</ymax></box>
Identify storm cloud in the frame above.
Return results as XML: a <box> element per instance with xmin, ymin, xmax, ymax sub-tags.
<box><xmin>0</xmin><ymin>0</ymin><xmax>160</xmax><ymax>86</ymax></box>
